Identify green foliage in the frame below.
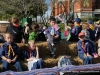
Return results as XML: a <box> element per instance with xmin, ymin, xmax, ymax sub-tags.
<box><xmin>81</xmin><ymin>17</ymin><xmax>100</xmax><ymax>22</ymax></box>
<box><xmin>58</xmin><ymin>23</ymin><xmax>65</xmax><ymax>32</ymax></box>
<box><xmin>0</xmin><ymin>0</ymin><xmax>47</xmax><ymax>20</ymax></box>
<box><xmin>83</xmin><ymin>0</ymin><xmax>89</xmax><ymax>7</ymax></box>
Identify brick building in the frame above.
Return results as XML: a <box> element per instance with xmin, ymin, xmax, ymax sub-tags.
<box><xmin>50</xmin><ymin>0</ymin><xmax>100</xmax><ymax>19</ymax></box>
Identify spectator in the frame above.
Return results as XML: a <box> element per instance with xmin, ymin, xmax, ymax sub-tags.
<box><xmin>67</xmin><ymin>19</ymin><xmax>74</xmax><ymax>29</ymax></box>
<box><xmin>43</xmin><ymin>25</ymin><xmax>48</xmax><ymax>38</ymax></box>
<box><xmin>39</xmin><ymin>23</ymin><xmax>43</xmax><ymax>31</ymax></box>
<box><xmin>46</xmin><ymin>17</ymin><xmax>61</xmax><ymax>58</ymax></box>
<box><xmin>23</xmin><ymin>22</ymin><xmax>30</xmax><ymax>44</ymax></box>
<box><xmin>23</xmin><ymin>22</ymin><xmax>29</xmax><ymax>33</ymax></box>
<box><xmin>70</xmin><ymin>18</ymin><xmax>82</xmax><ymax>41</ymax></box>
<box><xmin>24</xmin><ymin>26</ymin><xmax>30</xmax><ymax>44</ymax></box>
<box><xmin>23</xmin><ymin>40</ymin><xmax>42</xmax><ymax>71</ymax></box>
<box><xmin>37</xmin><ymin>23</ymin><xmax>46</xmax><ymax>41</ymax></box>
<box><xmin>88</xmin><ymin>20</ymin><xmax>96</xmax><ymax>41</ymax></box>
<box><xmin>64</xmin><ymin>26</ymin><xmax>71</xmax><ymax>41</ymax></box>
<box><xmin>6</xmin><ymin>15</ymin><xmax>24</xmax><ymax>43</ymax></box>
<box><xmin>77</xmin><ymin>32</ymin><xmax>93</xmax><ymax>65</ymax></box>
<box><xmin>0</xmin><ymin>32</ymin><xmax>22</xmax><ymax>71</ymax></box>
<box><xmin>28</xmin><ymin>23</ymin><xmax>39</xmax><ymax>42</ymax></box>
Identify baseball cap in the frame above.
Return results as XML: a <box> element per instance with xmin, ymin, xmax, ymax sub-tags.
<box><xmin>88</xmin><ymin>20</ymin><xmax>93</xmax><ymax>24</ymax></box>
<box><xmin>78</xmin><ymin>32</ymin><xmax>85</xmax><ymax>37</ymax></box>
<box><xmin>75</xmin><ymin>18</ymin><xmax>81</xmax><ymax>23</ymax></box>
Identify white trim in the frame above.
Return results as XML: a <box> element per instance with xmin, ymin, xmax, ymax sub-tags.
<box><xmin>94</xmin><ymin>9</ymin><xmax>100</xmax><ymax>12</ymax></box>
<box><xmin>76</xmin><ymin>9</ymin><xmax>81</xmax><ymax>10</ymax></box>
<box><xmin>0</xmin><ymin>21</ymin><xmax>10</xmax><ymax>23</ymax></box>
<box><xmin>94</xmin><ymin>12</ymin><xmax>100</xmax><ymax>14</ymax></box>
<box><xmin>82</xmin><ymin>8</ymin><xmax>92</xmax><ymax>10</ymax></box>
<box><xmin>81</xmin><ymin>11</ymin><xmax>93</xmax><ymax>12</ymax></box>
<box><xmin>76</xmin><ymin>8</ymin><xmax>92</xmax><ymax>12</ymax></box>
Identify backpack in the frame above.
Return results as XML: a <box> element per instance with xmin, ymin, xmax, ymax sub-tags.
<box><xmin>58</xmin><ymin>56</ymin><xmax>72</xmax><ymax>75</ymax></box>
<box><xmin>58</xmin><ymin>55</ymin><xmax>72</xmax><ymax>67</ymax></box>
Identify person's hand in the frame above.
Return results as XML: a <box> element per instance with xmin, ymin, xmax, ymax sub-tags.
<box><xmin>29</xmin><ymin>57</ymin><xmax>34</xmax><ymax>61</ymax></box>
<box><xmin>36</xmin><ymin>46</ymin><xmax>38</xmax><ymax>52</ymax></box>
<box><xmin>87</xmin><ymin>53</ymin><xmax>91</xmax><ymax>56</ymax></box>
<box><xmin>54</xmin><ymin>35</ymin><xmax>59</xmax><ymax>39</ymax></box>
<box><xmin>11</xmin><ymin>58</ymin><xmax>16</xmax><ymax>63</ymax></box>
<box><xmin>84</xmin><ymin>53</ymin><xmax>87</xmax><ymax>57</ymax></box>
<box><xmin>21</xmin><ymin>38</ymin><xmax>25</xmax><ymax>44</ymax></box>
<box><xmin>6</xmin><ymin>59</ymin><xmax>12</xmax><ymax>63</ymax></box>
<box><xmin>51</xmin><ymin>34</ymin><xmax>54</xmax><ymax>36</ymax></box>
<box><xmin>47</xmin><ymin>39</ymin><xmax>49</xmax><ymax>41</ymax></box>
<box><xmin>29</xmin><ymin>57</ymin><xmax>36</xmax><ymax>61</ymax></box>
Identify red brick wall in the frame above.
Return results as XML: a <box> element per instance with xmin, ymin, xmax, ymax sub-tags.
<box><xmin>74</xmin><ymin>1</ymin><xmax>81</xmax><ymax>12</ymax></box>
<box><xmin>74</xmin><ymin>0</ymin><xmax>93</xmax><ymax>12</ymax></box>
<box><xmin>51</xmin><ymin>0</ymin><xmax>70</xmax><ymax>16</ymax></box>
<box><xmin>55</xmin><ymin>3</ymin><xmax>59</xmax><ymax>15</ymax></box>
<box><xmin>50</xmin><ymin>0</ymin><xmax>100</xmax><ymax>16</ymax></box>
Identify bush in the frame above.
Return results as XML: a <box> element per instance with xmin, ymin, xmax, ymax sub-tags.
<box><xmin>58</xmin><ymin>23</ymin><xmax>65</xmax><ymax>32</ymax></box>
<box><xmin>81</xmin><ymin>17</ymin><xmax>100</xmax><ymax>22</ymax></box>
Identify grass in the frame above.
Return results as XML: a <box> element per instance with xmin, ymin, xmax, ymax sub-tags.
<box><xmin>58</xmin><ymin>23</ymin><xmax>65</xmax><ymax>32</ymax></box>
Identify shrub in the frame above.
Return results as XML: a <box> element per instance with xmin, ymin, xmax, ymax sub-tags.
<box><xmin>81</xmin><ymin>17</ymin><xmax>100</xmax><ymax>22</ymax></box>
<box><xmin>58</xmin><ymin>23</ymin><xmax>65</xmax><ymax>32</ymax></box>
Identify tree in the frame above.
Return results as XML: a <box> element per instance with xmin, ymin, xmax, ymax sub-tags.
<box><xmin>52</xmin><ymin>0</ymin><xmax>90</xmax><ymax>21</ymax></box>
<box><xmin>0</xmin><ymin>0</ymin><xmax>47</xmax><ymax>19</ymax></box>
<box><xmin>31</xmin><ymin>0</ymin><xmax>47</xmax><ymax>21</ymax></box>
<box><xmin>83</xmin><ymin>0</ymin><xmax>89</xmax><ymax>7</ymax></box>
<box><xmin>50</xmin><ymin>0</ymin><xmax>90</xmax><ymax>28</ymax></box>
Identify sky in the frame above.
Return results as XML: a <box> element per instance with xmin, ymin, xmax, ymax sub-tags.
<box><xmin>45</xmin><ymin>0</ymin><xmax>51</xmax><ymax>17</ymax></box>
<box><xmin>36</xmin><ymin>0</ymin><xmax>51</xmax><ymax>23</ymax></box>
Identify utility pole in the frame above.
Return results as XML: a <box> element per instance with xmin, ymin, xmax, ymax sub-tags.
<box><xmin>59</xmin><ymin>1</ymin><xmax>67</xmax><ymax>24</ymax></box>
<box><xmin>72</xmin><ymin>0</ymin><xmax>75</xmax><ymax>20</ymax></box>
<box><xmin>70</xmin><ymin>0</ymin><xmax>75</xmax><ymax>20</ymax></box>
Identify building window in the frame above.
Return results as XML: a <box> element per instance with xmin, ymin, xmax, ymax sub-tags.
<box><xmin>95</xmin><ymin>0</ymin><xmax>100</xmax><ymax>9</ymax></box>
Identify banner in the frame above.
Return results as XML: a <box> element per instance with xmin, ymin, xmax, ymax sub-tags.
<box><xmin>1</xmin><ymin>64</ymin><xmax>100</xmax><ymax>75</ymax></box>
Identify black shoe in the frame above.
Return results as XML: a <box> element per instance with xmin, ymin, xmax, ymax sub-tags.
<box><xmin>51</xmin><ymin>54</ymin><xmax>56</xmax><ymax>58</ymax></box>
